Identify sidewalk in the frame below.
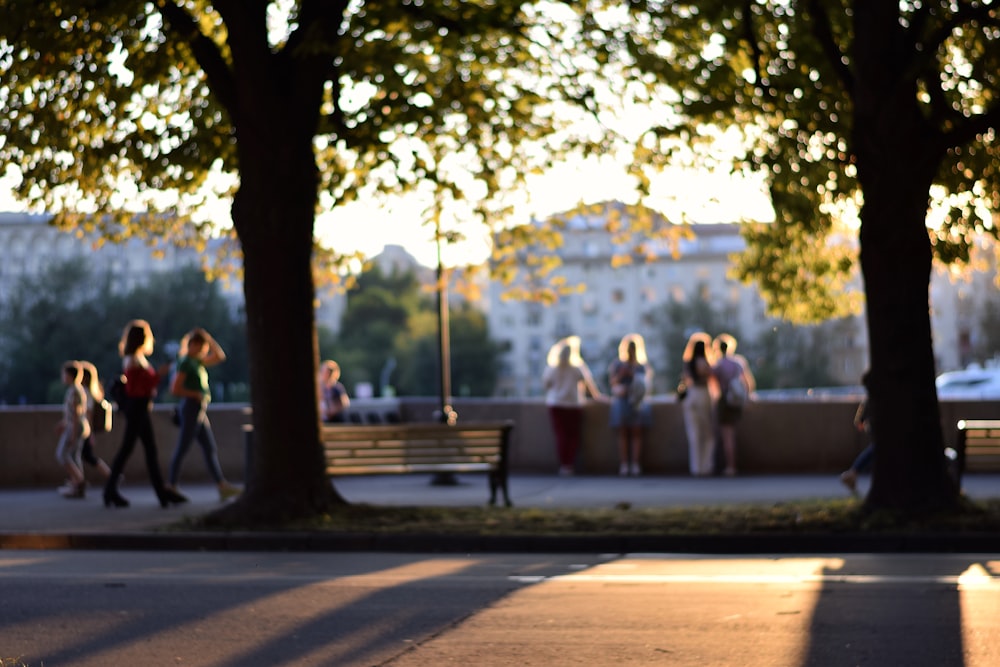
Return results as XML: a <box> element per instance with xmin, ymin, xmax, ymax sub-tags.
<box><xmin>3</xmin><ymin>473</ymin><xmax>1000</xmax><ymax>551</ymax></box>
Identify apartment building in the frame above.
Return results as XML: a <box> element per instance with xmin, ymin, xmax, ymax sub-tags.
<box><xmin>0</xmin><ymin>212</ymin><xmax>346</xmax><ymax>334</ymax></box>
<box><xmin>486</xmin><ymin>202</ymin><xmax>999</xmax><ymax>397</ymax></box>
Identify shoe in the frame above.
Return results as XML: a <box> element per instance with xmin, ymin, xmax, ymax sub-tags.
<box><xmin>724</xmin><ymin>467</ymin><xmax>737</xmax><ymax>477</ymax></box>
<box><xmin>619</xmin><ymin>462</ymin><xmax>629</xmax><ymax>477</ymax></box>
<box><xmin>103</xmin><ymin>489</ymin><xmax>129</xmax><ymax>508</ymax></box>
<box><xmin>629</xmin><ymin>463</ymin><xmax>641</xmax><ymax>476</ymax></box>
<box><xmin>840</xmin><ymin>470</ymin><xmax>858</xmax><ymax>494</ymax></box>
<box><xmin>56</xmin><ymin>480</ymin><xmax>75</xmax><ymax>495</ymax></box>
<box><xmin>218</xmin><ymin>482</ymin><xmax>241</xmax><ymax>501</ymax></box>
<box><xmin>558</xmin><ymin>466</ymin><xmax>574</xmax><ymax>477</ymax></box>
<box><xmin>158</xmin><ymin>487</ymin><xmax>189</xmax><ymax>507</ymax></box>
<box><xmin>60</xmin><ymin>481</ymin><xmax>86</xmax><ymax>499</ymax></box>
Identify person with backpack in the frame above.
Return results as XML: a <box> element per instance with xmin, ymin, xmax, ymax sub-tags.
<box><xmin>78</xmin><ymin>360</ymin><xmax>113</xmax><ymax>485</ymax></box>
<box><xmin>54</xmin><ymin>360</ymin><xmax>89</xmax><ymax>499</ymax></box>
<box><xmin>103</xmin><ymin>319</ymin><xmax>187</xmax><ymax>509</ymax></box>
<box><xmin>712</xmin><ymin>333</ymin><xmax>755</xmax><ymax>477</ymax></box>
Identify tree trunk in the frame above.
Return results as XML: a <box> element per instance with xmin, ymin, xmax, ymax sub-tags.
<box><xmin>852</xmin><ymin>4</ymin><xmax>959</xmax><ymax>513</ymax></box>
<box><xmin>204</xmin><ymin>36</ymin><xmax>346</xmax><ymax>524</ymax></box>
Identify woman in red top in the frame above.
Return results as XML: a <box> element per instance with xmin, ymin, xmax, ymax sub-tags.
<box><xmin>103</xmin><ymin>319</ymin><xmax>187</xmax><ymax>508</ymax></box>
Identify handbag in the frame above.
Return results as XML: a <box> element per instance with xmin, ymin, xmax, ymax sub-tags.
<box><xmin>91</xmin><ymin>398</ymin><xmax>113</xmax><ymax>433</ymax></box>
<box><xmin>676</xmin><ymin>380</ymin><xmax>688</xmax><ymax>401</ymax></box>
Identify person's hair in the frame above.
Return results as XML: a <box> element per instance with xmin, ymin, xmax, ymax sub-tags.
<box><xmin>118</xmin><ymin>319</ymin><xmax>154</xmax><ymax>357</ymax></box>
<box><xmin>178</xmin><ymin>327</ymin><xmax>208</xmax><ymax>357</ymax></box>
<box><xmin>62</xmin><ymin>360</ymin><xmax>82</xmax><ymax>383</ymax></box>
<box><xmin>320</xmin><ymin>360</ymin><xmax>341</xmax><ymax>383</ymax></box>
<box><xmin>682</xmin><ymin>332</ymin><xmax>714</xmax><ymax>364</ymax></box>
<box><xmin>617</xmin><ymin>333</ymin><xmax>648</xmax><ymax>365</ymax></box>
<box><xmin>78</xmin><ymin>360</ymin><xmax>104</xmax><ymax>401</ymax></box>
<box><xmin>714</xmin><ymin>333</ymin><xmax>737</xmax><ymax>357</ymax></box>
<box><xmin>546</xmin><ymin>336</ymin><xmax>582</xmax><ymax>368</ymax></box>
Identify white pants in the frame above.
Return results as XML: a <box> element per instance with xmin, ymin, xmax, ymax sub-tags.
<box><xmin>683</xmin><ymin>386</ymin><xmax>715</xmax><ymax>475</ymax></box>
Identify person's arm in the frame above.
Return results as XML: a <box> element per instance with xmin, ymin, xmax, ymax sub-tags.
<box><xmin>202</xmin><ymin>333</ymin><xmax>227</xmax><ymax>366</ymax></box>
<box><xmin>580</xmin><ymin>365</ymin><xmax>603</xmax><ymax>400</ymax></box>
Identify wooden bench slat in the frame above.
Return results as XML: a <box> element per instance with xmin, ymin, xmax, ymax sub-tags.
<box><xmin>321</xmin><ymin>421</ymin><xmax>514</xmax><ymax>506</ymax></box>
<box><xmin>955</xmin><ymin>420</ymin><xmax>1000</xmax><ymax>478</ymax></box>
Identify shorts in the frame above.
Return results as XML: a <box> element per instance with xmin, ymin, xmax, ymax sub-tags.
<box><xmin>610</xmin><ymin>396</ymin><xmax>651</xmax><ymax>429</ymax></box>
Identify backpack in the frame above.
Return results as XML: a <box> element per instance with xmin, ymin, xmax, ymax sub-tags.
<box><xmin>726</xmin><ymin>378</ymin><xmax>747</xmax><ymax>408</ymax></box>
<box><xmin>108</xmin><ymin>375</ymin><xmax>128</xmax><ymax>407</ymax></box>
<box><xmin>91</xmin><ymin>398</ymin><xmax>113</xmax><ymax>433</ymax></box>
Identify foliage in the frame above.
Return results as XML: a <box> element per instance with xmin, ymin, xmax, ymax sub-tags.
<box><xmin>0</xmin><ymin>1</ymin><xmax>646</xmax><ymax>521</ymax></box>
<box><xmin>609</xmin><ymin>1</ymin><xmax>1000</xmax><ymax>512</ymax></box>
<box><xmin>326</xmin><ymin>264</ymin><xmax>499</xmax><ymax>397</ymax></box>
<box><xmin>607</xmin><ymin>1</ymin><xmax>1000</xmax><ymax>322</ymax></box>
<box><xmin>0</xmin><ymin>261</ymin><xmax>249</xmax><ymax>404</ymax></box>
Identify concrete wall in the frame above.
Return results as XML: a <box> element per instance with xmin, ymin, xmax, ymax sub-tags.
<box><xmin>3</xmin><ymin>398</ymin><xmax>998</xmax><ymax>488</ymax></box>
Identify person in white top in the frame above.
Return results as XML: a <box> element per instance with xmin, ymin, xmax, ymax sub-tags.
<box><xmin>542</xmin><ymin>336</ymin><xmax>603</xmax><ymax>475</ymax></box>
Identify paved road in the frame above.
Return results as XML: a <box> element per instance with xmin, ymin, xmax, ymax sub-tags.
<box><xmin>3</xmin><ymin>550</ymin><xmax>999</xmax><ymax>666</ymax></box>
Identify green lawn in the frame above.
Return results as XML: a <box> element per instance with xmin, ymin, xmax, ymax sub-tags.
<box><xmin>184</xmin><ymin>497</ymin><xmax>1000</xmax><ymax>536</ymax></box>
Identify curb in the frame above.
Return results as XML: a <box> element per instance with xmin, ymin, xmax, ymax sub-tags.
<box><xmin>4</xmin><ymin>531</ymin><xmax>1000</xmax><ymax>554</ymax></box>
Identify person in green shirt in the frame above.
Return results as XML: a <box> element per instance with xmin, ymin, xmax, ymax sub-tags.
<box><xmin>167</xmin><ymin>327</ymin><xmax>240</xmax><ymax>501</ymax></box>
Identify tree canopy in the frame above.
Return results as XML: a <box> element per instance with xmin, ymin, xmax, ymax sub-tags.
<box><xmin>0</xmin><ymin>1</ymin><xmax>637</xmax><ymax>523</ymax></box>
<box><xmin>615</xmin><ymin>1</ymin><xmax>1000</xmax><ymax>512</ymax></box>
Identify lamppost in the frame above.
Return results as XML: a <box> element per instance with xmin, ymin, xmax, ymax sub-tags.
<box><xmin>435</xmin><ymin>225</ymin><xmax>457</xmax><ymax>426</ymax></box>
<box><xmin>432</xmin><ymin>218</ymin><xmax>458</xmax><ymax>485</ymax></box>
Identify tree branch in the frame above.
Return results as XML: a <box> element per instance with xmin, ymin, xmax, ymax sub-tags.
<box><xmin>806</xmin><ymin>0</ymin><xmax>853</xmax><ymax>95</ymax></box>
<box><xmin>155</xmin><ymin>0</ymin><xmax>238</xmax><ymax>113</ymax></box>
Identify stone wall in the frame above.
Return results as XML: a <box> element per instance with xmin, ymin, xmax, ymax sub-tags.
<box><xmin>3</xmin><ymin>397</ymin><xmax>997</xmax><ymax>487</ymax></box>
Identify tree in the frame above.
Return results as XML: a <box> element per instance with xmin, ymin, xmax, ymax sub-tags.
<box><xmin>614</xmin><ymin>2</ymin><xmax>1000</xmax><ymax>513</ymax></box>
<box><xmin>0</xmin><ymin>2</ymin><xmax>620</xmax><ymax>522</ymax></box>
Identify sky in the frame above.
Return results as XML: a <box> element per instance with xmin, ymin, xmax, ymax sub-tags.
<box><xmin>0</xmin><ymin>157</ymin><xmax>774</xmax><ymax>269</ymax></box>
<box><xmin>314</xmin><ymin>157</ymin><xmax>775</xmax><ymax>268</ymax></box>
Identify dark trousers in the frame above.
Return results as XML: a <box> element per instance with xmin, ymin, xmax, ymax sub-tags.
<box><xmin>105</xmin><ymin>398</ymin><xmax>166</xmax><ymax>495</ymax></box>
<box><xmin>548</xmin><ymin>405</ymin><xmax>583</xmax><ymax>467</ymax></box>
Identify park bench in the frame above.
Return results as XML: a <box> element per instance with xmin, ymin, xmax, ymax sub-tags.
<box><xmin>954</xmin><ymin>420</ymin><xmax>1000</xmax><ymax>482</ymax></box>
<box><xmin>321</xmin><ymin>421</ymin><xmax>514</xmax><ymax>506</ymax></box>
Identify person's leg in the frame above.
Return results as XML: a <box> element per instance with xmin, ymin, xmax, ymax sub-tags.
<box><xmin>134</xmin><ymin>408</ymin><xmax>178</xmax><ymax>506</ymax></box>
<box><xmin>852</xmin><ymin>443</ymin><xmax>875</xmax><ymax>473</ymax></box>
<box><xmin>562</xmin><ymin>407</ymin><xmax>583</xmax><ymax>471</ymax></box>
<box><xmin>548</xmin><ymin>406</ymin><xmax>570</xmax><ymax>468</ymax></box>
<box><xmin>168</xmin><ymin>398</ymin><xmax>201</xmax><ymax>487</ymax></box>
<box><xmin>194</xmin><ymin>413</ymin><xmax>229</xmax><ymax>486</ymax></box>
<box><xmin>105</xmin><ymin>418</ymin><xmax>138</xmax><ymax>503</ymax></box>
<box><xmin>629</xmin><ymin>425</ymin><xmax>643</xmax><ymax>475</ymax></box>
<box><xmin>720</xmin><ymin>424</ymin><xmax>737</xmax><ymax>475</ymax></box>
<box><xmin>683</xmin><ymin>403</ymin><xmax>701</xmax><ymax>475</ymax></box>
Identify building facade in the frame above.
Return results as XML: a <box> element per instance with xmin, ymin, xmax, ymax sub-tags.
<box><xmin>487</xmin><ymin>202</ymin><xmax>999</xmax><ymax>397</ymax></box>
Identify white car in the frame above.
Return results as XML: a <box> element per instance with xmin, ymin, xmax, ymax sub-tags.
<box><xmin>936</xmin><ymin>364</ymin><xmax>1000</xmax><ymax>400</ymax></box>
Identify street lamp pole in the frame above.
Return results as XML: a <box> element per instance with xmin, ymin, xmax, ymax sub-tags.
<box><xmin>432</xmin><ymin>219</ymin><xmax>458</xmax><ymax>486</ymax></box>
<box><xmin>435</xmin><ymin>224</ymin><xmax>456</xmax><ymax>426</ymax></box>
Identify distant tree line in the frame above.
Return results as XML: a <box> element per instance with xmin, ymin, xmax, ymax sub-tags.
<box><xmin>0</xmin><ymin>262</ymin><xmax>250</xmax><ymax>405</ymax></box>
<box><xmin>321</xmin><ymin>265</ymin><xmax>499</xmax><ymax>398</ymax></box>
<box><xmin>0</xmin><ymin>260</ymin><xmax>499</xmax><ymax>406</ymax></box>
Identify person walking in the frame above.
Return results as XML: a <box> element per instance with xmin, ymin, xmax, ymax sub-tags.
<box><xmin>167</xmin><ymin>327</ymin><xmax>241</xmax><ymax>501</ymax></box>
<box><xmin>78</xmin><ymin>360</ymin><xmax>113</xmax><ymax>484</ymax></box>
<box><xmin>608</xmin><ymin>333</ymin><xmax>652</xmax><ymax>476</ymax></box>
<box><xmin>840</xmin><ymin>371</ymin><xmax>874</xmax><ymax>494</ymax></box>
<box><xmin>54</xmin><ymin>360</ymin><xmax>89</xmax><ymax>499</ymax></box>
<box><xmin>318</xmin><ymin>359</ymin><xmax>350</xmax><ymax>423</ymax></box>
<box><xmin>712</xmin><ymin>333</ymin><xmax>755</xmax><ymax>476</ymax></box>
<box><xmin>681</xmin><ymin>332</ymin><xmax>716</xmax><ymax>476</ymax></box>
<box><xmin>103</xmin><ymin>319</ymin><xmax>187</xmax><ymax>509</ymax></box>
<box><xmin>542</xmin><ymin>336</ymin><xmax>603</xmax><ymax>475</ymax></box>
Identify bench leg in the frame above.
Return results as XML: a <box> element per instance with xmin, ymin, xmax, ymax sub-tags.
<box><xmin>489</xmin><ymin>469</ymin><xmax>512</xmax><ymax>507</ymax></box>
